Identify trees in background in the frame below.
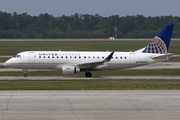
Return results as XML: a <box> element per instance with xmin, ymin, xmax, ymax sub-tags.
<box><xmin>0</xmin><ymin>11</ymin><xmax>180</xmax><ymax>38</ymax></box>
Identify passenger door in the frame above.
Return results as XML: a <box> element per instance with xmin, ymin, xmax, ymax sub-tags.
<box><xmin>130</xmin><ymin>53</ymin><xmax>135</xmax><ymax>63</ymax></box>
<box><xmin>29</xmin><ymin>52</ymin><xmax>35</xmax><ymax>63</ymax></box>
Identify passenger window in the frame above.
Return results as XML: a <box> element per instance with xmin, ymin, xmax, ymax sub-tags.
<box><xmin>102</xmin><ymin>57</ymin><xmax>104</xmax><ymax>59</ymax></box>
<box><xmin>79</xmin><ymin>56</ymin><xmax>81</xmax><ymax>58</ymax></box>
<box><xmin>57</xmin><ymin>56</ymin><xmax>59</xmax><ymax>58</ymax></box>
<box><xmin>125</xmin><ymin>57</ymin><xmax>127</xmax><ymax>59</ymax></box>
<box><xmin>66</xmin><ymin>56</ymin><xmax>68</xmax><ymax>58</ymax></box>
<box><xmin>44</xmin><ymin>56</ymin><xmax>45</xmax><ymax>58</ymax></box>
<box><xmin>52</xmin><ymin>56</ymin><xmax>54</xmax><ymax>58</ymax></box>
<box><xmin>61</xmin><ymin>56</ymin><xmax>63</xmax><ymax>58</ymax></box>
<box><xmin>116</xmin><ymin>57</ymin><xmax>118</xmax><ymax>59</ymax></box>
<box><xmin>84</xmin><ymin>56</ymin><xmax>86</xmax><ymax>59</ymax></box>
<box><xmin>74</xmin><ymin>56</ymin><xmax>76</xmax><ymax>58</ymax></box>
<box><xmin>39</xmin><ymin>56</ymin><xmax>41</xmax><ymax>58</ymax></box>
<box><xmin>48</xmin><ymin>56</ymin><xmax>50</xmax><ymax>58</ymax></box>
<box><xmin>97</xmin><ymin>56</ymin><xmax>99</xmax><ymax>59</ymax></box>
<box><xmin>120</xmin><ymin>57</ymin><xmax>122</xmax><ymax>59</ymax></box>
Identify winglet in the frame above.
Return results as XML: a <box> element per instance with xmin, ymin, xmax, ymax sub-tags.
<box><xmin>103</xmin><ymin>52</ymin><xmax>114</xmax><ymax>62</ymax></box>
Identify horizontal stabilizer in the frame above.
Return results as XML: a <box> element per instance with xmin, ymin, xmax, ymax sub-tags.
<box><xmin>150</xmin><ymin>53</ymin><xmax>174</xmax><ymax>60</ymax></box>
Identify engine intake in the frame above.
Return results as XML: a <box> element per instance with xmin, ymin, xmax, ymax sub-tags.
<box><xmin>61</xmin><ymin>66</ymin><xmax>80</xmax><ymax>74</ymax></box>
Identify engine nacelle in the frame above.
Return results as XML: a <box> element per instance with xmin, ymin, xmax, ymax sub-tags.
<box><xmin>61</xmin><ymin>66</ymin><xmax>80</xmax><ymax>74</ymax></box>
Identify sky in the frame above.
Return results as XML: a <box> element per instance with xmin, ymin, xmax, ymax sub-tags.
<box><xmin>0</xmin><ymin>0</ymin><xmax>180</xmax><ymax>17</ymax></box>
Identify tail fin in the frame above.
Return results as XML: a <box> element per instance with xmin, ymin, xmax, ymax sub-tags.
<box><xmin>142</xmin><ymin>24</ymin><xmax>174</xmax><ymax>54</ymax></box>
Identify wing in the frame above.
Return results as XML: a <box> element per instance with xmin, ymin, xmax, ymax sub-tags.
<box><xmin>78</xmin><ymin>52</ymin><xmax>114</xmax><ymax>69</ymax></box>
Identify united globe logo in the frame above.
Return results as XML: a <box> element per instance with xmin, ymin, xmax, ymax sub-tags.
<box><xmin>142</xmin><ymin>37</ymin><xmax>167</xmax><ymax>54</ymax></box>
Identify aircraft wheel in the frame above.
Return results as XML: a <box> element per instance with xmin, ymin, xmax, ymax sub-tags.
<box><xmin>24</xmin><ymin>73</ymin><xmax>28</xmax><ymax>77</ymax></box>
<box><xmin>85</xmin><ymin>72</ymin><xmax>92</xmax><ymax>77</ymax></box>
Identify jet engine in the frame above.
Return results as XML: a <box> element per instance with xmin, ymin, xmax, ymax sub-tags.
<box><xmin>61</xmin><ymin>66</ymin><xmax>80</xmax><ymax>74</ymax></box>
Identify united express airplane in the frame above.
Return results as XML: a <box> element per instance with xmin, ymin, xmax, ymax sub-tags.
<box><xmin>3</xmin><ymin>24</ymin><xmax>174</xmax><ymax>77</ymax></box>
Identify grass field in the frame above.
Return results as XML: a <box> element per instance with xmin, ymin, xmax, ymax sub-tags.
<box><xmin>0</xmin><ymin>41</ymin><xmax>180</xmax><ymax>56</ymax></box>
<box><xmin>0</xmin><ymin>80</ymin><xmax>179</xmax><ymax>90</ymax></box>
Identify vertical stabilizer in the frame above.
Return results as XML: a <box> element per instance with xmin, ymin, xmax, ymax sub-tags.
<box><xmin>142</xmin><ymin>24</ymin><xmax>174</xmax><ymax>54</ymax></box>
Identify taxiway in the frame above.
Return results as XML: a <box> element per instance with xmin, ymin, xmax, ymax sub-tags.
<box><xmin>0</xmin><ymin>62</ymin><xmax>180</xmax><ymax>80</ymax></box>
<box><xmin>0</xmin><ymin>75</ymin><xmax>180</xmax><ymax>80</ymax></box>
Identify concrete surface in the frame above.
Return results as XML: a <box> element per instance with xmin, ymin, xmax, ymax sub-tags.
<box><xmin>0</xmin><ymin>90</ymin><xmax>180</xmax><ymax>120</ymax></box>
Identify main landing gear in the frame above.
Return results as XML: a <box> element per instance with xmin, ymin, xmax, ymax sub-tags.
<box><xmin>24</xmin><ymin>73</ymin><xmax>28</xmax><ymax>77</ymax></box>
<box><xmin>85</xmin><ymin>71</ymin><xmax>92</xmax><ymax>77</ymax></box>
<box><xmin>23</xmin><ymin>69</ymin><xmax>28</xmax><ymax>77</ymax></box>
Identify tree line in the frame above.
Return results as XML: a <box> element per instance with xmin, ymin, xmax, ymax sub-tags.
<box><xmin>0</xmin><ymin>11</ymin><xmax>180</xmax><ymax>39</ymax></box>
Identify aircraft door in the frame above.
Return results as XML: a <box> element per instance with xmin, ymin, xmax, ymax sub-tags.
<box><xmin>29</xmin><ymin>52</ymin><xmax>35</xmax><ymax>63</ymax></box>
<box><xmin>130</xmin><ymin>53</ymin><xmax>135</xmax><ymax>63</ymax></box>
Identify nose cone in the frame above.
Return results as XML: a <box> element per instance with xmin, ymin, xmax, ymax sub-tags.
<box><xmin>3</xmin><ymin>62</ymin><xmax>8</xmax><ymax>67</ymax></box>
<box><xmin>3</xmin><ymin>60</ymin><xmax>11</xmax><ymax>68</ymax></box>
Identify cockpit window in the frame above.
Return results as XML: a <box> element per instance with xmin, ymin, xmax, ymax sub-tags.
<box><xmin>13</xmin><ymin>55</ymin><xmax>21</xmax><ymax>58</ymax></box>
<box><xmin>13</xmin><ymin>55</ymin><xmax>17</xmax><ymax>58</ymax></box>
<box><xmin>13</xmin><ymin>55</ymin><xmax>19</xmax><ymax>58</ymax></box>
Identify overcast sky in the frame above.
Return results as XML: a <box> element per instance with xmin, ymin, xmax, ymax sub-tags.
<box><xmin>0</xmin><ymin>0</ymin><xmax>179</xmax><ymax>17</ymax></box>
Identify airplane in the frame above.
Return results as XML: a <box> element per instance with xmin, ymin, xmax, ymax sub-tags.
<box><xmin>3</xmin><ymin>24</ymin><xmax>174</xmax><ymax>77</ymax></box>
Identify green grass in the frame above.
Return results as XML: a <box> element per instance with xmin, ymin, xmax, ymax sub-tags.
<box><xmin>0</xmin><ymin>41</ymin><xmax>180</xmax><ymax>56</ymax></box>
<box><xmin>0</xmin><ymin>80</ymin><xmax>180</xmax><ymax>90</ymax></box>
<box><xmin>0</xmin><ymin>41</ymin><xmax>147</xmax><ymax>55</ymax></box>
<box><xmin>0</xmin><ymin>69</ymin><xmax>180</xmax><ymax>76</ymax></box>
<box><xmin>0</xmin><ymin>58</ymin><xmax>9</xmax><ymax>62</ymax></box>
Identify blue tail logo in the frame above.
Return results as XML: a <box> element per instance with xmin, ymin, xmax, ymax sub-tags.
<box><xmin>142</xmin><ymin>24</ymin><xmax>174</xmax><ymax>54</ymax></box>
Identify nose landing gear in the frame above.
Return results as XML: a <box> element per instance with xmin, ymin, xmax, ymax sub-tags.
<box><xmin>24</xmin><ymin>73</ymin><xmax>28</xmax><ymax>77</ymax></box>
<box><xmin>23</xmin><ymin>69</ymin><xmax>28</xmax><ymax>77</ymax></box>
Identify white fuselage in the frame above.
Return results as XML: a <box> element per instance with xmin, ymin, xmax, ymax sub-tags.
<box><xmin>4</xmin><ymin>51</ymin><xmax>166</xmax><ymax>71</ymax></box>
